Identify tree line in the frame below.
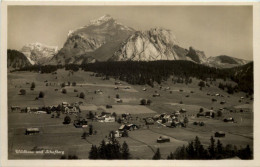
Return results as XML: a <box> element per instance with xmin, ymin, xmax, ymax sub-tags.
<box><xmin>166</xmin><ymin>136</ymin><xmax>252</xmax><ymax>160</ymax></box>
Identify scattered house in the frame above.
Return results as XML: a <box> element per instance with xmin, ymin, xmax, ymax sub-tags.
<box><xmin>116</xmin><ymin>98</ymin><xmax>123</xmax><ymax>103</ymax></box>
<box><xmin>62</xmin><ymin>102</ymin><xmax>69</xmax><ymax>108</ymax></box>
<box><xmin>115</xmin><ymin>81</ymin><xmax>122</xmax><ymax>85</ymax></box>
<box><xmin>240</xmin><ymin>97</ymin><xmax>244</xmax><ymax>99</ymax></box>
<box><xmin>114</xmin><ymin>87</ymin><xmax>119</xmax><ymax>90</ymax></box>
<box><xmin>153</xmin><ymin>93</ymin><xmax>160</xmax><ymax>97</ymax></box>
<box><xmin>64</xmin><ymin>106</ymin><xmax>78</xmax><ymax>114</ymax></box>
<box><xmin>220</xmin><ymin>101</ymin><xmax>226</xmax><ymax>105</ymax></box>
<box><xmin>157</xmin><ymin>136</ymin><xmax>170</xmax><ymax>143</ymax></box>
<box><xmin>119</xmin><ymin>125</ymin><xmax>128</xmax><ymax>131</ymax></box>
<box><xmin>153</xmin><ymin>114</ymin><xmax>161</xmax><ymax>120</ymax></box>
<box><xmin>25</xmin><ymin>128</ymin><xmax>40</xmax><ymax>135</ymax></box>
<box><xmin>114</xmin><ymin>130</ymin><xmax>122</xmax><ymax>138</ymax></box>
<box><xmin>173</xmin><ymin>111</ymin><xmax>180</xmax><ymax>116</ymax></box>
<box><xmin>215</xmin><ymin>93</ymin><xmax>220</xmax><ymax>96</ymax></box>
<box><xmin>224</xmin><ymin>117</ymin><xmax>235</xmax><ymax>123</ymax></box>
<box><xmin>205</xmin><ymin>110</ymin><xmax>215</xmax><ymax>118</ymax></box>
<box><xmin>11</xmin><ymin>106</ymin><xmax>21</xmax><ymax>112</ymax></box>
<box><xmin>179</xmin><ymin>108</ymin><xmax>186</xmax><ymax>113</ymax></box>
<box><xmin>106</xmin><ymin>105</ymin><xmax>113</xmax><ymax>109</ymax></box>
<box><xmin>142</xmin><ymin>88</ymin><xmax>147</xmax><ymax>91</ymax></box>
<box><xmin>197</xmin><ymin>112</ymin><xmax>205</xmax><ymax>117</ymax></box>
<box><xmin>215</xmin><ymin>131</ymin><xmax>226</xmax><ymax>137</ymax></box>
<box><xmin>36</xmin><ymin>111</ymin><xmax>47</xmax><ymax>114</ymax></box>
<box><xmin>145</xmin><ymin>117</ymin><xmax>155</xmax><ymax>125</ymax></box>
<box><xmin>124</xmin><ymin>87</ymin><xmax>130</xmax><ymax>89</ymax></box>
<box><xmin>95</xmin><ymin>89</ymin><xmax>103</xmax><ymax>95</ymax></box>
<box><xmin>104</xmin><ymin>116</ymin><xmax>116</xmax><ymax>122</ymax></box>
<box><xmin>74</xmin><ymin>119</ymin><xmax>88</xmax><ymax>128</ymax></box>
<box><xmin>127</xmin><ymin>124</ymin><xmax>139</xmax><ymax>130</ymax></box>
<box><xmin>166</xmin><ymin>87</ymin><xmax>170</xmax><ymax>90</ymax></box>
<box><xmin>26</xmin><ymin>107</ymin><xmax>40</xmax><ymax>113</ymax></box>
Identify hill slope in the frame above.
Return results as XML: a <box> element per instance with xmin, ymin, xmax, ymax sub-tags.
<box><xmin>7</xmin><ymin>49</ymin><xmax>32</xmax><ymax>69</ymax></box>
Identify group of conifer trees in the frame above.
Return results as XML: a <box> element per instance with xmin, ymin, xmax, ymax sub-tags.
<box><xmin>88</xmin><ymin>132</ymin><xmax>130</xmax><ymax>159</ymax></box>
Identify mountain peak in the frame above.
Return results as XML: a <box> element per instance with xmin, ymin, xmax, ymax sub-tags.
<box><xmin>89</xmin><ymin>14</ymin><xmax>114</xmax><ymax>26</ymax></box>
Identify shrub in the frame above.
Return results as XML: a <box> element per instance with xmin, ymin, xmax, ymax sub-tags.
<box><xmin>20</xmin><ymin>89</ymin><xmax>26</xmax><ymax>95</ymax></box>
<box><xmin>39</xmin><ymin>91</ymin><xmax>45</xmax><ymax>98</ymax></box>
<box><xmin>140</xmin><ymin>99</ymin><xmax>147</xmax><ymax>105</ymax></box>
<box><xmin>31</xmin><ymin>82</ymin><xmax>35</xmax><ymax>90</ymax></box>
<box><xmin>74</xmin><ymin>89</ymin><xmax>78</xmax><ymax>92</ymax></box>
<box><xmin>61</xmin><ymin>83</ymin><xmax>66</xmax><ymax>88</ymax></box>
<box><xmin>116</xmin><ymin>94</ymin><xmax>120</xmax><ymax>98</ymax></box>
<box><xmin>64</xmin><ymin>116</ymin><xmax>71</xmax><ymax>124</ymax></box>
<box><xmin>72</xmin><ymin>82</ymin><xmax>76</xmax><ymax>86</ymax></box>
<box><xmin>62</xmin><ymin>89</ymin><xmax>67</xmax><ymax>94</ymax></box>
<box><xmin>79</xmin><ymin>92</ymin><xmax>85</xmax><ymax>99</ymax></box>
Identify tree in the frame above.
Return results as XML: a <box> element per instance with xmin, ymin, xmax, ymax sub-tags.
<box><xmin>121</xmin><ymin>141</ymin><xmax>130</xmax><ymax>159</ymax></box>
<box><xmin>20</xmin><ymin>89</ymin><xmax>26</xmax><ymax>95</ymax></box>
<box><xmin>140</xmin><ymin>99</ymin><xmax>147</xmax><ymax>105</ymax></box>
<box><xmin>89</xmin><ymin>124</ymin><xmax>93</xmax><ymax>135</ymax></box>
<box><xmin>88</xmin><ymin>111</ymin><xmax>94</xmax><ymax>120</ymax></box>
<box><xmin>64</xmin><ymin>116</ymin><xmax>71</xmax><ymax>124</ymax></box>
<box><xmin>216</xmin><ymin>140</ymin><xmax>223</xmax><ymax>159</ymax></box>
<box><xmin>62</xmin><ymin>89</ymin><xmax>67</xmax><ymax>94</ymax></box>
<box><xmin>31</xmin><ymin>82</ymin><xmax>35</xmax><ymax>90</ymax></box>
<box><xmin>186</xmin><ymin>141</ymin><xmax>195</xmax><ymax>159</ymax></box>
<box><xmin>61</xmin><ymin>82</ymin><xmax>66</xmax><ymax>88</ymax></box>
<box><xmin>79</xmin><ymin>92</ymin><xmax>85</xmax><ymax>99</ymax></box>
<box><xmin>147</xmin><ymin>99</ymin><xmax>152</xmax><ymax>105</ymax></box>
<box><xmin>198</xmin><ymin>81</ymin><xmax>205</xmax><ymax>90</ymax></box>
<box><xmin>112</xmin><ymin>112</ymin><xmax>117</xmax><ymax>119</ymax></box>
<box><xmin>116</xmin><ymin>94</ymin><xmax>120</xmax><ymax>99</ymax></box>
<box><xmin>89</xmin><ymin>145</ymin><xmax>99</xmax><ymax>159</ymax></box>
<box><xmin>39</xmin><ymin>91</ymin><xmax>45</xmax><ymax>98</ymax></box>
<box><xmin>208</xmin><ymin>136</ymin><xmax>216</xmax><ymax>158</ymax></box>
<box><xmin>199</xmin><ymin>108</ymin><xmax>204</xmax><ymax>113</ymax></box>
<box><xmin>152</xmin><ymin>148</ymin><xmax>161</xmax><ymax>160</ymax></box>
<box><xmin>72</xmin><ymin>82</ymin><xmax>77</xmax><ymax>86</ymax></box>
<box><xmin>117</xmin><ymin>118</ymin><xmax>122</xmax><ymax>124</ymax></box>
<box><xmin>184</xmin><ymin>116</ymin><xmax>189</xmax><ymax>127</ymax></box>
<box><xmin>217</xmin><ymin>110</ymin><xmax>222</xmax><ymax>117</ymax></box>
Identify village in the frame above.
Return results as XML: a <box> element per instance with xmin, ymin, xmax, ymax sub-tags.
<box><xmin>8</xmin><ymin>69</ymin><xmax>253</xmax><ymax>159</ymax></box>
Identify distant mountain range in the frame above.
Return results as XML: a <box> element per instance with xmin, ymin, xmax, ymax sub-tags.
<box><xmin>8</xmin><ymin>14</ymin><xmax>251</xmax><ymax>69</ymax></box>
<box><xmin>20</xmin><ymin>42</ymin><xmax>58</xmax><ymax>65</ymax></box>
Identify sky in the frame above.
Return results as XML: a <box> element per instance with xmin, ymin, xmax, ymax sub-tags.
<box><xmin>8</xmin><ymin>6</ymin><xmax>253</xmax><ymax>60</ymax></box>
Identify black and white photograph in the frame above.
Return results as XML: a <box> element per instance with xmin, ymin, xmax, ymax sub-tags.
<box><xmin>1</xmin><ymin>1</ymin><xmax>260</xmax><ymax>166</ymax></box>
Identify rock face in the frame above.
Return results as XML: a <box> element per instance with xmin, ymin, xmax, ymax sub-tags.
<box><xmin>50</xmin><ymin>14</ymin><xmax>135</xmax><ymax>65</ymax></box>
<box><xmin>20</xmin><ymin>42</ymin><xmax>58</xmax><ymax>65</ymax></box>
<box><xmin>186</xmin><ymin>47</ymin><xmax>207</xmax><ymax>64</ymax></box>
<box><xmin>206</xmin><ymin>55</ymin><xmax>250</xmax><ymax>68</ymax></box>
<box><xmin>111</xmin><ymin>28</ymin><xmax>191</xmax><ymax>61</ymax></box>
<box><xmin>7</xmin><ymin>49</ymin><xmax>31</xmax><ymax>69</ymax></box>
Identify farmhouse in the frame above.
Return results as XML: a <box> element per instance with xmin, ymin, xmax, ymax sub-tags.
<box><xmin>74</xmin><ymin>119</ymin><xmax>88</xmax><ymax>128</ymax></box>
<box><xmin>215</xmin><ymin>131</ymin><xmax>226</xmax><ymax>137</ymax></box>
<box><xmin>205</xmin><ymin>110</ymin><xmax>215</xmax><ymax>118</ymax></box>
<box><xmin>64</xmin><ymin>106</ymin><xmax>78</xmax><ymax>114</ymax></box>
<box><xmin>157</xmin><ymin>136</ymin><xmax>170</xmax><ymax>143</ymax></box>
<box><xmin>11</xmin><ymin>106</ymin><xmax>21</xmax><ymax>112</ymax></box>
<box><xmin>104</xmin><ymin>116</ymin><xmax>116</xmax><ymax>122</ymax></box>
<box><xmin>224</xmin><ymin>117</ymin><xmax>235</xmax><ymax>123</ymax></box>
<box><xmin>26</xmin><ymin>107</ymin><xmax>40</xmax><ymax>113</ymax></box>
<box><xmin>116</xmin><ymin>98</ymin><xmax>123</xmax><ymax>103</ymax></box>
<box><xmin>25</xmin><ymin>128</ymin><xmax>40</xmax><ymax>135</ymax></box>
<box><xmin>153</xmin><ymin>93</ymin><xmax>160</xmax><ymax>97</ymax></box>
<box><xmin>145</xmin><ymin>117</ymin><xmax>154</xmax><ymax>125</ymax></box>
